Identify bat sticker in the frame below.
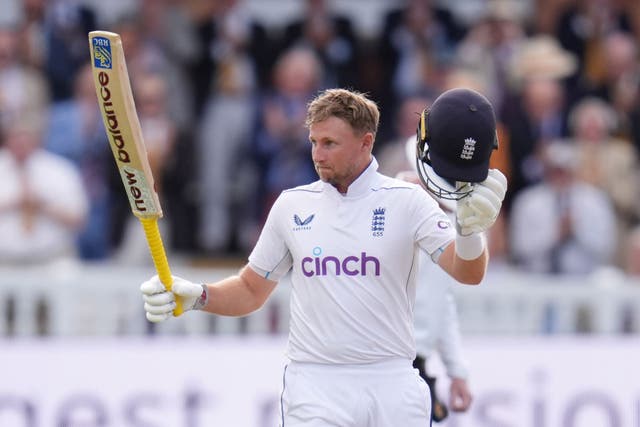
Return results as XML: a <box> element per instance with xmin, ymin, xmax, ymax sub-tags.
<box><xmin>92</xmin><ymin>37</ymin><xmax>112</xmax><ymax>69</ymax></box>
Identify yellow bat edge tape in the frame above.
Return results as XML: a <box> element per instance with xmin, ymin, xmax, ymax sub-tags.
<box><xmin>139</xmin><ymin>217</ymin><xmax>184</xmax><ymax>316</ymax></box>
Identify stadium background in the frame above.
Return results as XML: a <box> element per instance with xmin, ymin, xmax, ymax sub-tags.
<box><xmin>0</xmin><ymin>0</ymin><xmax>639</xmax><ymax>426</ymax></box>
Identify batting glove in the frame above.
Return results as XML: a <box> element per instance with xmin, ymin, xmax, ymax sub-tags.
<box><xmin>456</xmin><ymin>169</ymin><xmax>507</xmax><ymax>236</ymax></box>
<box><xmin>140</xmin><ymin>275</ymin><xmax>208</xmax><ymax>322</ymax></box>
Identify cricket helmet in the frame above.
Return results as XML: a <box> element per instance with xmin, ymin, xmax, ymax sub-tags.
<box><xmin>415</xmin><ymin>88</ymin><xmax>498</xmax><ymax>200</ymax></box>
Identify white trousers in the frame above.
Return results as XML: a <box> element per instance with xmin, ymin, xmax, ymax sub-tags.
<box><xmin>279</xmin><ymin>359</ymin><xmax>431</xmax><ymax>427</ymax></box>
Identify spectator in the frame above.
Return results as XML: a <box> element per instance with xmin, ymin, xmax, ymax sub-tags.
<box><xmin>39</xmin><ymin>0</ymin><xmax>97</xmax><ymax>101</ymax></box>
<box><xmin>44</xmin><ymin>63</ymin><xmax>113</xmax><ymax>260</ymax></box>
<box><xmin>596</xmin><ymin>32</ymin><xmax>640</xmax><ymax>150</ymax></box>
<box><xmin>189</xmin><ymin>0</ymin><xmax>274</xmax><ymax>118</ymax></box>
<box><xmin>510</xmin><ymin>142</ymin><xmax>617</xmax><ymax>275</ymax></box>
<box><xmin>502</xmin><ymin>36</ymin><xmax>577</xmax><ymax>205</ymax></box>
<box><xmin>376</xmin><ymin>92</ymin><xmax>433</xmax><ymax>176</ymax></box>
<box><xmin>114</xmin><ymin>73</ymin><xmax>179</xmax><ymax>264</ymax></box>
<box><xmin>553</xmin><ymin>0</ymin><xmax>637</xmax><ymax>94</ymax></box>
<box><xmin>454</xmin><ymin>0</ymin><xmax>527</xmax><ymax>114</ymax></box>
<box><xmin>194</xmin><ymin>0</ymin><xmax>264</xmax><ymax>254</ymax></box>
<box><xmin>252</xmin><ymin>47</ymin><xmax>323</xmax><ymax>230</ymax></box>
<box><xmin>625</xmin><ymin>226</ymin><xmax>640</xmax><ymax>277</ymax></box>
<box><xmin>568</xmin><ymin>97</ymin><xmax>640</xmax><ymax>265</ymax></box>
<box><xmin>0</xmin><ymin>23</ymin><xmax>49</xmax><ymax>132</ymax></box>
<box><xmin>279</xmin><ymin>0</ymin><xmax>360</xmax><ymax>89</ymax></box>
<box><xmin>378</xmin><ymin>0</ymin><xmax>464</xmax><ymax>127</ymax></box>
<box><xmin>0</xmin><ymin>118</ymin><xmax>88</xmax><ymax>264</ymax></box>
<box><xmin>111</xmin><ymin>11</ymin><xmax>194</xmax><ymax>132</ymax></box>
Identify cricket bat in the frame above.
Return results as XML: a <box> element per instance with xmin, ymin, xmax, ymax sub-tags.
<box><xmin>88</xmin><ymin>31</ymin><xmax>183</xmax><ymax>316</ymax></box>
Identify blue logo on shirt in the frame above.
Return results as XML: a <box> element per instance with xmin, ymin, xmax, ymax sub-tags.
<box><xmin>372</xmin><ymin>207</ymin><xmax>386</xmax><ymax>237</ymax></box>
<box><xmin>293</xmin><ymin>214</ymin><xmax>314</xmax><ymax>231</ymax></box>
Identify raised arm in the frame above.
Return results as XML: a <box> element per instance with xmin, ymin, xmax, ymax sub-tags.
<box><xmin>438</xmin><ymin>169</ymin><xmax>507</xmax><ymax>284</ymax></box>
<box><xmin>140</xmin><ymin>264</ymin><xmax>278</xmax><ymax>322</ymax></box>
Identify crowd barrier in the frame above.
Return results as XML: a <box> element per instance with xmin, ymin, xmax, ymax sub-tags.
<box><xmin>0</xmin><ymin>261</ymin><xmax>638</xmax><ymax>337</ymax></box>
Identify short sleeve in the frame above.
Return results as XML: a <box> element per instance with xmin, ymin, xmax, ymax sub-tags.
<box><xmin>411</xmin><ymin>188</ymin><xmax>456</xmax><ymax>257</ymax></box>
<box><xmin>248</xmin><ymin>194</ymin><xmax>293</xmax><ymax>281</ymax></box>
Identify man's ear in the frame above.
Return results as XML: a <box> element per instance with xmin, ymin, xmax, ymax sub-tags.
<box><xmin>362</xmin><ymin>132</ymin><xmax>374</xmax><ymax>151</ymax></box>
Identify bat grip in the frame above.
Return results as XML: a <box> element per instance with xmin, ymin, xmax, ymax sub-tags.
<box><xmin>139</xmin><ymin>217</ymin><xmax>184</xmax><ymax>316</ymax></box>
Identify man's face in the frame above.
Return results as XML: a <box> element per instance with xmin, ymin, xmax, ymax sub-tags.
<box><xmin>309</xmin><ymin>116</ymin><xmax>372</xmax><ymax>193</ymax></box>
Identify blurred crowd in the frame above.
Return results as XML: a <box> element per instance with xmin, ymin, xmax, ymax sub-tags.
<box><xmin>1</xmin><ymin>0</ymin><xmax>640</xmax><ymax>279</ymax></box>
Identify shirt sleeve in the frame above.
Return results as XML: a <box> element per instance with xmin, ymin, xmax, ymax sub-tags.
<box><xmin>248</xmin><ymin>193</ymin><xmax>293</xmax><ymax>281</ymax></box>
<box><xmin>411</xmin><ymin>188</ymin><xmax>456</xmax><ymax>257</ymax></box>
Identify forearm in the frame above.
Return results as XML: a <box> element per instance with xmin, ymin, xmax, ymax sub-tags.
<box><xmin>439</xmin><ymin>240</ymin><xmax>488</xmax><ymax>285</ymax></box>
<box><xmin>202</xmin><ymin>266</ymin><xmax>275</xmax><ymax>316</ymax></box>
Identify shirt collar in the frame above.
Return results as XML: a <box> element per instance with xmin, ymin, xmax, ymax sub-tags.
<box><xmin>323</xmin><ymin>157</ymin><xmax>379</xmax><ymax>198</ymax></box>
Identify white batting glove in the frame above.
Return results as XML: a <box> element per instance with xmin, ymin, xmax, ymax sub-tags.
<box><xmin>456</xmin><ymin>169</ymin><xmax>507</xmax><ymax>236</ymax></box>
<box><xmin>140</xmin><ymin>275</ymin><xmax>208</xmax><ymax>323</ymax></box>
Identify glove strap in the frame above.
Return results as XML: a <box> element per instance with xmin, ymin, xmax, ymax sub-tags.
<box><xmin>192</xmin><ymin>284</ymin><xmax>209</xmax><ymax>310</ymax></box>
<box><xmin>455</xmin><ymin>233</ymin><xmax>486</xmax><ymax>260</ymax></box>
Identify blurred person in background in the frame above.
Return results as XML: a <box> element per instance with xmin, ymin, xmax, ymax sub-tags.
<box><xmin>454</xmin><ymin>0</ymin><xmax>527</xmax><ymax>114</ymax></box>
<box><xmin>194</xmin><ymin>0</ymin><xmax>264</xmax><ymax>255</ymax></box>
<box><xmin>595</xmin><ymin>32</ymin><xmax>640</xmax><ymax>152</ymax></box>
<box><xmin>568</xmin><ymin>97</ymin><xmax>640</xmax><ymax>266</ymax></box>
<box><xmin>251</xmin><ymin>47</ymin><xmax>323</xmax><ymax>237</ymax></box>
<box><xmin>111</xmin><ymin>9</ymin><xmax>194</xmax><ymax>133</ymax></box>
<box><xmin>44</xmin><ymin>63</ymin><xmax>113</xmax><ymax>260</ymax></box>
<box><xmin>625</xmin><ymin>226</ymin><xmax>640</xmax><ymax>277</ymax></box>
<box><xmin>509</xmin><ymin>141</ymin><xmax>616</xmax><ymax>275</ymax></box>
<box><xmin>393</xmin><ymin>137</ymin><xmax>474</xmax><ymax>424</ymax></box>
<box><xmin>26</xmin><ymin>0</ymin><xmax>97</xmax><ymax>102</ymax></box>
<box><xmin>106</xmin><ymin>11</ymin><xmax>197</xmax><ymax>254</ymax></box>
<box><xmin>0</xmin><ymin>23</ymin><xmax>49</xmax><ymax>132</ymax></box>
<box><xmin>552</xmin><ymin>0</ymin><xmax>639</xmax><ymax>97</ymax></box>
<box><xmin>189</xmin><ymin>0</ymin><xmax>274</xmax><ymax>118</ymax></box>
<box><xmin>376</xmin><ymin>92</ymin><xmax>434</xmax><ymax>174</ymax></box>
<box><xmin>0</xmin><ymin>117</ymin><xmax>88</xmax><ymax>264</ymax></box>
<box><xmin>377</xmin><ymin>0</ymin><xmax>465</xmax><ymax>137</ymax></box>
<box><xmin>114</xmin><ymin>72</ymin><xmax>179</xmax><ymax>265</ymax></box>
<box><xmin>279</xmin><ymin>0</ymin><xmax>360</xmax><ymax>90</ymax></box>
<box><xmin>501</xmin><ymin>36</ymin><xmax>577</xmax><ymax>206</ymax></box>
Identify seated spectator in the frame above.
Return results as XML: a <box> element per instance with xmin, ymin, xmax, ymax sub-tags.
<box><xmin>0</xmin><ymin>118</ymin><xmax>88</xmax><ymax>264</ymax></box>
<box><xmin>503</xmin><ymin>36</ymin><xmax>577</xmax><ymax>205</ymax></box>
<box><xmin>252</xmin><ymin>47</ymin><xmax>323</xmax><ymax>227</ymax></box>
<box><xmin>44</xmin><ymin>63</ymin><xmax>113</xmax><ymax>260</ymax></box>
<box><xmin>455</xmin><ymin>0</ymin><xmax>527</xmax><ymax>113</ymax></box>
<box><xmin>568</xmin><ymin>97</ymin><xmax>640</xmax><ymax>265</ymax></box>
<box><xmin>510</xmin><ymin>142</ymin><xmax>617</xmax><ymax>275</ymax></box>
<box><xmin>0</xmin><ymin>23</ymin><xmax>49</xmax><ymax>130</ymax></box>
<box><xmin>114</xmin><ymin>73</ymin><xmax>178</xmax><ymax>264</ymax></box>
<box><xmin>376</xmin><ymin>92</ymin><xmax>433</xmax><ymax>177</ymax></box>
<box><xmin>279</xmin><ymin>0</ymin><xmax>359</xmax><ymax>89</ymax></box>
<box><xmin>193</xmin><ymin>0</ymin><xmax>268</xmax><ymax>254</ymax></box>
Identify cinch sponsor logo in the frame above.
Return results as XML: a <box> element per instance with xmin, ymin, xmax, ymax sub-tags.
<box><xmin>301</xmin><ymin>247</ymin><xmax>380</xmax><ymax>277</ymax></box>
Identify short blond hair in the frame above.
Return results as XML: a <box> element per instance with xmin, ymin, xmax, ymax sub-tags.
<box><xmin>306</xmin><ymin>88</ymin><xmax>380</xmax><ymax>136</ymax></box>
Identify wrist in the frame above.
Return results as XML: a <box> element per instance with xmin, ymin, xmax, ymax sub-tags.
<box><xmin>192</xmin><ymin>284</ymin><xmax>209</xmax><ymax>310</ymax></box>
<box><xmin>455</xmin><ymin>232</ymin><xmax>486</xmax><ymax>260</ymax></box>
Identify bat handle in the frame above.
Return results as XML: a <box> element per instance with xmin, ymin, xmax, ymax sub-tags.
<box><xmin>139</xmin><ymin>217</ymin><xmax>184</xmax><ymax>316</ymax></box>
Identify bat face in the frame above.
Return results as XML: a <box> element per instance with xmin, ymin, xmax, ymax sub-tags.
<box><xmin>89</xmin><ymin>32</ymin><xmax>163</xmax><ymax>218</ymax></box>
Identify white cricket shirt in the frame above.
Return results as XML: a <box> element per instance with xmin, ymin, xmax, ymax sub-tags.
<box><xmin>249</xmin><ymin>158</ymin><xmax>455</xmax><ymax>364</ymax></box>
